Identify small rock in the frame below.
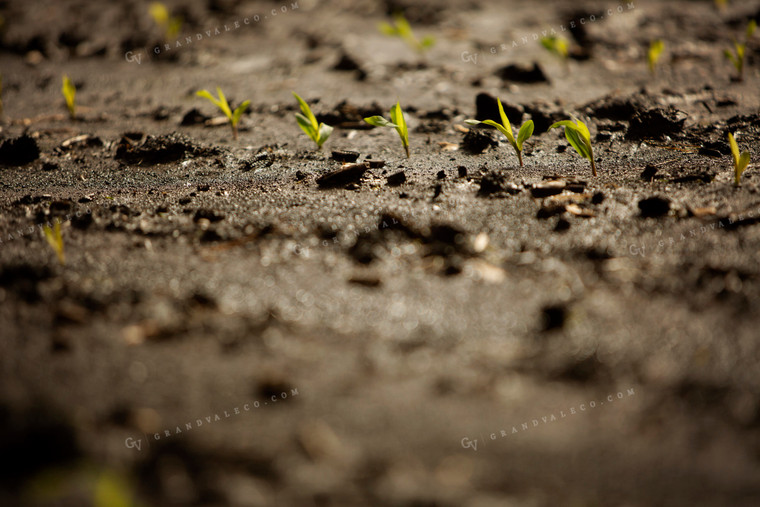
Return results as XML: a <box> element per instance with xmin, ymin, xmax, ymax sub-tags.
<box><xmin>638</xmin><ymin>196</ymin><xmax>671</xmax><ymax>217</ymax></box>
<box><xmin>626</xmin><ymin>108</ymin><xmax>687</xmax><ymax>140</ymax></box>
<box><xmin>541</xmin><ymin>304</ymin><xmax>567</xmax><ymax>331</ymax></box>
<box><xmin>461</xmin><ymin>128</ymin><xmax>498</xmax><ymax>154</ymax></box>
<box><xmin>640</xmin><ymin>165</ymin><xmax>658</xmax><ymax>181</ymax></box>
<box><xmin>457</xmin><ymin>166</ymin><xmax>467</xmax><ymax>178</ymax></box>
<box><xmin>436</xmin><ymin>170</ymin><xmax>446</xmax><ymax>180</ymax></box>
<box><xmin>0</xmin><ymin>135</ymin><xmax>40</xmax><ymax>166</ymax></box>
<box><xmin>194</xmin><ymin>209</ymin><xmax>225</xmax><ymax>223</ymax></box>
<box><xmin>316</xmin><ymin>162</ymin><xmax>369</xmax><ymax>188</ymax></box>
<box><xmin>331</xmin><ymin>150</ymin><xmax>360</xmax><ymax>163</ymax></box>
<box><xmin>495</xmin><ymin>62</ymin><xmax>549</xmax><ymax>83</ymax></box>
<box><xmin>180</xmin><ymin>108</ymin><xmax>210</xmax><ymax>126</ymax></box>
<box><xmin>478</xmin><ymin>170</ymin><xmax>520</xmax><ymax>197</ymax></box>
<box><xmin>530</xmin><ymin>180</ymin><xmax>566</xmax><ymax>198</ymax></box>
<box><xmin>366</xmin><ymin>159</ymin><xmax>385</xmax><ymax>169</ymax></box>
<box><xmin>386</xmin><ymin>170</ymin><xmax>407</xmax><ymax>187</ymax></box>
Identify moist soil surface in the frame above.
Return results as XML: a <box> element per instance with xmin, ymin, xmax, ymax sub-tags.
<box><xmin>2</xmin><ymin>0</ymin><xmax>760</xmax><ymax>505</ymax></box>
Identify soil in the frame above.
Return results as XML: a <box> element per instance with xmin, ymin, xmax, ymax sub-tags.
<box><xmin>2</xmin><ymin>0</ymin><xmax>760</xmax><ymax>505</ymax></box>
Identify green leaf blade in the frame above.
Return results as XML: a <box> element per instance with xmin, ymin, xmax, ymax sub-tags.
<box><xmin>517</xmin><ymin>120</ymin><xmax>534</xmax><ymax>149</ymax></box>
<box><xmin>496</xmin><ymin>99</ymin><xmax>515</xmax><ymax>142</ymax></box>
<box><xmin>317</xmin><ymin>123</ymin><xmax>333</xmax><ymax>147</ymax></box>
<box><xmin>364</xmin><ymin>115</ymin><xmax>397</xmax><ymax>128</ymax></box>
<box><xmin>728</xmin><ymin>132</ymin><xmax>740</xmax><ymax>164</ymax></box>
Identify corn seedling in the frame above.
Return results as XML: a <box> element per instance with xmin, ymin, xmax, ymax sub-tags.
<box><xmin>540</xmin><ymin>35</ymin><xmax>569</xmax><ymax>61</ymax></box>
<box><xmin>724</xmin><ymin>20</ymin><xmax>757</xmax><ymax>81</ymax></box>
<box><xmin>43</xmin><ymin>222</ymin><xmax>65</xmax><ymax>265</ymax></box>
<box><xmin>648</xmin><ymin>39</ymin><xmax>665</xmax><ymax>75</ymax></box>
<box><xmin>379</xmin><ymin>13</ymin><xmax>435</xmax><ymax>54</ymax></box>
<box><xmin>62</xmin><ymin>75</ymin><xmax>76</xmax><ymax>120</ymax></box>
<box><xmin>149</xmin><ymin>2</ymin><xmax>182</xmax><ymax>40</ymax></box>
<box><xmin>549</xmin><ymin>118</ymin><xmax>597</xmax><ymax>176</ymax></box>
<box><xmin>196</xmin><ymin>87</ymin><xmax>250</xmax><ymax>140</ymax></box>
<box><xmin>364</xmin><ymin>102</ymin><xmax>410</xmax><ymax>158</ymax></box>
<box><xmin>292</xmin><ymin>92</ymin><xmax>333</xmax><ymax>149</ymax></box>
<box><xmin>465</xmin><ymin>98</ymin><xmax>534</xmax><ymax>167</ymax></box>
<box><xmin>728</xmin><ymin>132</ymin><xmax>751</xmax><ymax>186</ymax></box>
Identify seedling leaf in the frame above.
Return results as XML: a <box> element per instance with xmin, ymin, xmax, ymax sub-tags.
<box><xmin>379</xmin><ymin>13</ymin><xmax>434</xmax><ymax>53</ymax></box>
<box><xmin>747</xmin><ymin>19</ymin><xmax>757</xmax><ymax>39</ymax></box>
<box><xmin>196</xmin><ymin>87</ymin><xmax>247</xmax><ymax>140</ymax></box>
<box><xmin>517</xmin><ymin>120</ymin><xmax>534</xmax><ymax>148</ymax></box>
<box><xmin>728</xmin><ymin>131</ymin><xmax>740</xmax><ymax>161</ymax></box>
<box><xmin>550</xmin><ymin>118</ymin><xmax>597</xmax><ymax>176</ymax></box>
<box><xmin>291</xmin><ymin>92</ymin><xmax>332</xmax><ymax>149</ymax></box>
<box><xmin>729</xmin><ymin>132</ymin><xmax>752</xmax><ymax>186</ymax></box>
<box><xmin>150</xmin><ymin>2</ymin><xmax>183</xmax><ymax>41</ymax></box>
<box><xmin>43</xmin><ymin>222</ymin><xmax>65</xmax><ymax>265</ymax></box>
<box><xmin>648</xmin><ymin>39</ymin><xmax>665</xmax><ymax>74</ymax></box>
<box><xmin>62</xmin><ymin>75</ymin><xmax>76</xmax><ymax>120</ymax></box>
<box><xmin>465</xmin><ymin>97</ymin><xmax>534</xmax><ymax>166</ymax></box>
<box><xmin>363</xmin><ymin>102</ymin><xmax>410</xmax><ymax>157</ymax></box>
<box><xmin>232</xmin><ymin>100</ymin><xmax>250</xmax><ymax>125</ymax></box>
<box><xmin>317</xmin><ymin>124</ymin><xmax>333</xmax><ymax>147</ymax></box>
<box><xmin>540</xmin><ymin>35</ymin><xmax>569</xmax><ymax>59</ymax></box>
<box><xmin>364</xmin><ymin>115</ymin><xmax>398</xmax><ymax>128</ymax></box>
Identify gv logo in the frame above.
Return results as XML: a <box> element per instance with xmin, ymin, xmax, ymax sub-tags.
<box><xmin>461</xmin><ymin>51</ymin><xmax>479</xmax><ymax>65</ymax></box>
<box><xmin>461</xmin><ymin>437</ymin><xmax>478</xmax><ymax>451</ymax></box>
<box><xmin>125</xmin><ymin>437</ymin><xmax>142</xmax><ymax>451</ymax></box>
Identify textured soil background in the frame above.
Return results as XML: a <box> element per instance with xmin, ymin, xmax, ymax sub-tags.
<box><xmin>2</xmin><ymin>0</ymin><xmax>760</xmax><ymax>505</ymax></box>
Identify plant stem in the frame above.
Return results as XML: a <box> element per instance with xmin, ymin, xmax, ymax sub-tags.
<box><xmin>590</xmin><ymin>157</ymin><xmax>597</xmax><ymax>177</ymax></box>
<box><xmin>404</xmin><ymin>144</ymin><xmax>410</xmax><ymax>158</ymax></box>
<box><xmin>517</xmin><ymin>151</ymin><xmax>524</xmax><ymax>167</ymax></box>
<box><xmin>232</xmin><ymin>124</ymin><xmax>238</xmax><ymax>141</ymax></box>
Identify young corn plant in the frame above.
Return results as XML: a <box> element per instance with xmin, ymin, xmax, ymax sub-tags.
<box><xmin>379</xmin><ymin>13</ymin><xmax>435</xmax><ymax>54</ymax></box>
<box><xmin>364</xmin><ymin>102</ymin><xmax>410</xmax><ymax>158</ymax></box>
<box><xmin>724</xmin><ymin>20</ymin><xmax>757</xmax><ymax>81</ymax></box>
<box><xmin>43</xmin><ymin>222</ymin><xmax>65</xmax><ymax>265</ymax></box>
<box><xmin>196</xmin><ymin>87</ymin><xmax>250</xmax><ymax>140</ymax></box>
<box><xmin>540</xmin><ymin>35</ymin><xmax>569</xmax><ymax>61</ymax></box>
<box><xmin>292</xmin><ymin>92</ymin><xmax>333</xmax><ymax>149</ymax></box>
<box><xmin>648</xmin><ymin>39</ymin><xmax>665</xmax><ymax>75</ymax></box>
<box><xmin>549</xmin><ymin>118</ymin><xmax>597</xmax><ymax>176</ymax></box>
<box><xmin>728</xmin><ymin>132</ymin><xmax>751</xmax><ymax>186</ymax></box>
<box><xmin>149</xmin><ymin>2</ymin><xmax>182</xmax><ymax>40</ymax></box>
<box><xmin>62</xmin><ymin>75</ymin><xmax>76</xmax><ymax>120</ymax></box>
<box><xmin>465</xmin><ymin>98</ymin><xmax>534</xmax><ymax>167</ymax></box>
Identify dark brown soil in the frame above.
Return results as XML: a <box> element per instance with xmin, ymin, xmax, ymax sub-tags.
<box><xmin>2</xmin><ymin>0</ymin><xmax>760</xmax><ymax>505</ymax></box>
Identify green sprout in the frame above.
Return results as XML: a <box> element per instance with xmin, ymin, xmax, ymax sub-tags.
<box><xmin>364</xmin><ymin>102</ymin><xmax>410</xmax><ymax>158</ymax></box>
<box><xmin>540</xmin><ymin>35</ymin><xmax>569</xmax><ymax>61</ymax></box>
<box><xmin>648</xmin><ymin>39</ymin><xmax>665</xmax><ymax>75</ymax></box>
<box><xmin>149</xmin><ymin>2</ymin><xmax>183</xmax><ymax>40</ymax></box>
<box><xmin>196</xmin><ymin>87</ymin><xmax>250</xmax><ymax>140</ymax></box>
<box><xmin>724</xmin><ymin>20</ymin><xmax>757</xmax><ymax>81</ymax></box>
<box><xmin>728</xmin><ymin>132</ymin><xmax>751</xmax><ymax>186</ymax></box>
<box><xmin>379</xmin><ymin>13</ymin><xmax>435</xmax><ymax>54</ymax></box>
<box><xmin>465</xmin><ymin>97</ymin><xmax>534</xmax><ymax>167</ymax></box>
<box><xmin>549</xmin><ymin>118</ymin><xmax>597</xmax><ymax>176</ymax></box>
<box><xmin>292</xmin><ymin>92</ymin><xmax>333</xmax><ymax>149</ymax></box>
<box><xmin>62</xmin><ymin>75</ymin><xmax>76</xmax><ymax>120</ymax></box>
<box><xmin>43</xmin><ymin>221</ymin><xmax>65</xmax><ymax>265</ymax></box>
